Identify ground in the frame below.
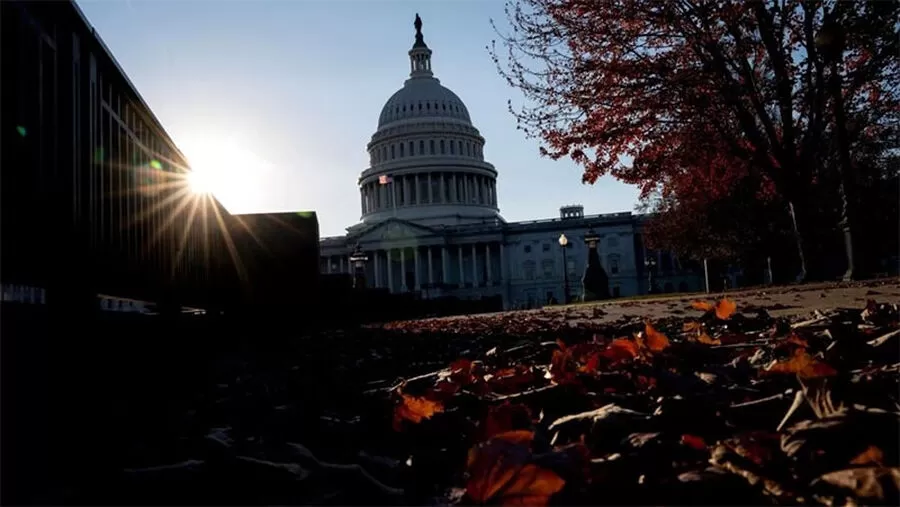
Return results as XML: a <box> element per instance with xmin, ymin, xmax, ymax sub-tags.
<box><xmin>72</xmin><ymin>279</ymin><xmax>900</xmax><ymax>505</ymax></box>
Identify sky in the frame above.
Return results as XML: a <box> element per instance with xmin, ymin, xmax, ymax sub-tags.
<box><xmin>75</xmin><ymin>0</ymin><xmax>641</xmax><ymax>237</ymax></box>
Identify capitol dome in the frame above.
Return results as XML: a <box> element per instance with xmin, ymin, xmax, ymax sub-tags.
<box><xmin>358</xmin><ymin>14</ymin><xmax>501</xmax><ymax>228</ymax></box>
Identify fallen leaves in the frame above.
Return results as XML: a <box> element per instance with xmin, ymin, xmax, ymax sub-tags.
<box><xmin>392</xmin><ymin>393</ymin><xmax>444</xmax><ymax>430</ymax></box>
<box><xmin>692</xmin><ymin>297</ymin><xmax>738</xmax><ymax>320</ymax></box>
<box><xmin>465</xmin><ymin>431</ymin><xmax>566</xmax><ymax>505</ymax></box>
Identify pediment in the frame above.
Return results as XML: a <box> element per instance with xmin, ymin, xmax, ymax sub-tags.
<box><xmin>353</xmin><ymin>219</ymin><xmax>434</xmax><ymax>244</ymax></box>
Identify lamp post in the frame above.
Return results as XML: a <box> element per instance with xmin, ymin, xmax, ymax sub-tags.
<box><xmin>815</xmin><ymin>20</ymin><xmax>857</xmax><ymax>281</ymax></box>
<box><xmin>349</xmin><ymin>244</ymin><xmax>369</xmax><ymax>290</ymax></box>
<box><xmin>581</xmin><ymin>228</ymin><xmax>610</xmax><ymax>301</ymax></box>
<box><xmin>558</xmin><ymin>233</ymin><xmax>570</xmax><ymax>304</ymax></box>
<box><xmin>645</xmin><ymin>256</ymin><xmax>657</xmax><ymax>294</ymax></box>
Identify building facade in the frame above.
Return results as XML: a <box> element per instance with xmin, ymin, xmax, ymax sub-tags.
<box><xmin>320</xmin><ymin>16</ymin><xmax>702</xmax><ymax>308</ymax></box>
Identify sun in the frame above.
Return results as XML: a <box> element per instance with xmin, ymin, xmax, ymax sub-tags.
<box><xmin>180</xmin><ymin>137</ymin><xmax>267</xmax><ymax>210</ymax></box>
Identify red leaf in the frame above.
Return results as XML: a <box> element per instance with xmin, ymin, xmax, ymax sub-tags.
<box><xmin>392</xmin><ymin>394</ymin><xmax>444</xmax><ymax>431</ymax></box>
<box><xmin>682</xmin><ymin>434</ymin><xmax>707</xmax><ymax>450</ymax></box>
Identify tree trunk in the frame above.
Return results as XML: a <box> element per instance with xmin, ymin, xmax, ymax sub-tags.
<box><xmin>786</xmin><ymin>200</ymin><xmax>811</xmax><ymax>283</ymax></box>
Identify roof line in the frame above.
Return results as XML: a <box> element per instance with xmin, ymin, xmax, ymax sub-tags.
<box><xmin>68</xmin><ymin>0</ymin><xmax>187</xmax><ymax>161</ymax></box>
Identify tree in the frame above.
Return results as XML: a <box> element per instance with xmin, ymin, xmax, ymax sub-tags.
<box><xmin>491</xmin><ymin>0</ymin><xmax>900</xmax><ymax>280</ymax></box>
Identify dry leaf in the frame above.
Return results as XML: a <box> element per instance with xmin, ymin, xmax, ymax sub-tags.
<box><xmin>692</xmin><ymin>300</ymin><xmax>715</xmax><ymax>312</ymax></box>
<box><xmin>850</xmin><ymin>445</ymin><xmax>885</xmax><ymax>466</ymax></box>
<box><xmin>697</xmin><ymin>333</ymin><xmax>722</xmax><ymax>345</ymax></box>
<box><xmin>466</xmin><ymin>431</ymin><xmax>565</xmax><ymax>505</ymax></box>
<box><xmin>683</xmin><ymin>321</ymin><xmax>703</xmax><ymax>333</ymax></box>
<box><xmin>716</xmin><ymin>298</ymin><xmax>737</xmax><ymax>320</ymax></box>
<box><xmin>393</xmin><ymin>394</ymin><xmax>444</xmax><ymax>430</ymax></box>
<box><xmin>643</xmin><ymin>322</ymin><xmax>671</xmax><ymax>352</ymax></box>
<box><xmin>763</xmin><ymin>349</ymin><xmax>838</xmax><ymax>379</ymax></box>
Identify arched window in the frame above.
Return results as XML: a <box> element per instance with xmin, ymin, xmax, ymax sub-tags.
<box><xmin>458</xmin><ymin>140</ymin><xmax>463</xmax><ymax>154</ymax></box>
<box><xmin>399</xmin><ymin>143</ymin><xmax>404</xmax><ymax>157</ymax></box>
<box><xmin>419</xmin><ymin>140</ymin><xmax>424</xmax><ymax>154</ymax></box>
<box><xmin>430</xmin><ymin>140</ymin><xmax>435</xmax><ymax>154</ymax></box>
<box><xmin>450</xmin><ymin>140</ymin><xmax>455</xmax><ymax>154</ymax></box>
<box><xmin>409</xmin><ymin>141</ymin><xmax>414</xmax><ymax>156</ymax></box>
<box><xmin>607</xmin><ymin>254</ymin><xmax>620</xmax><ymax>275</ymax></box>
<box><xmin>391</xmin><ymin>144</ymin><xmax>396</xmax><ymax>159</ymax></box>
<box><xmin>440</xmin><ymin>140</ymin><xmax>445</xmax><ymax>154</ymax></box>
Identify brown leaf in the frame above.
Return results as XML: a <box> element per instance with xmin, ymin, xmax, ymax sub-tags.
<box><xmin>392</xmin><ymin>394</ymin><xmax>444</xmax><ymax>430</ymax></box>
<box><xmin>683</xmin><ymin>321</ymin><xmax>703</xmax><ymax>333</ymax></box>
<box><xmin>481</xmin><ymin>403</ymin><xmax>533</xmax><ymax>441</ymax></box>
<box><xmin>466</xmin><ymin>431</ymin><xmax>565</xmax><ymax>506</ymax></box>
<box><xmin>817</xmin><ymin>467</ymin><xmax>900</xmax><ymax>502</ymax></box>
<box><xmin>763</xmin><ymin>349</ymin><xmax>839</xmax><ymax>379</ymax></box>
<box><xmin>697</xmin><ymin>332</ymin><xmax>721</xmax><ymax>345</ymax></box>
<box><xmin>850</xmin><ymin>445</ymin><xmax>885</xmax><ymax>467</ymax></box>
<box><xmin>692</xmin><ymin>300</ymin><xmax>715</xmax><ymax>312</ymax></box>
<box><xmin>715</xmin><ymin>298</ymin><xmax>737</xmax><ymax>320</ymax></box>
<box><xmin>643</xmin><ymin>322</ymin><xmax>671</xmax><ymax>352</ymax></box>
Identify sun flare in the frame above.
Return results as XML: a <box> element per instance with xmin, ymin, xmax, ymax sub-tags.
<box><xmin>180</xmin><ymin>137</ymin><xmax>267</xmax><ymax>210</ymax></box>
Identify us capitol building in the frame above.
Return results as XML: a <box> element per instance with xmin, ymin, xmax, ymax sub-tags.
<box><xmin>320</xmin><ymin>16</ymin><xmax>702</xmax><ymax>309</ymax></box>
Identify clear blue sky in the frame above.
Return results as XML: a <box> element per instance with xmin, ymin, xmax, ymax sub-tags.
<box><xmin>75</xmin><ymin>0</ymin><xmax>640</xmax><ymax>237</ymax></box>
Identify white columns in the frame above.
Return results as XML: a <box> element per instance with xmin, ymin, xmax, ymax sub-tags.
<box><xmin>402</xmin><ymin>176</ymin><xmax>410</xmax><ymax>205</ymax></box>
<box><xmin>485</xmin><ymin>243</ymin><xmax>492</xmax><ymax>282</ymax></box>
<box><xmin>414</xmin><ymin>247</ymin><xmax>421</xmax><ymax>290</ymax></box>
<box><xmin>374</xmin><ymin>250</ymin><xmax>382</xmax><ymax>287</ymax></box>
<box><xmin>441</xmin><ymin>246</ymin><xmax>449</xmax><ymax>285</ymax></box>
<box><xmin>440</xmin><ymin>173</ymin><xmax>446</xmax><ymax>203</ymax></box>
<box><xmin>414</xmin><ymin>174</ymin><xmax>420</xmax><ymax>205</ymax></box>
<box><xmin>427</xmin><ymin>174</ymin><xmax>433</xmax><ymax>203</ymax></box>
<box><xmin>387</xmin><ymin>249</ymin><xmax>394</xmax><ymax>292</ymax></box>
<box><xmin>457</xmin><ymin>245</ymin><xmax>465</xmax><ymax>287</ymax></box>
<box><xmin>339</xmin><ymin>256</ymin><xmax>345</xmax><ymax>273</ymax></box>
<box><xmin>427</xmin><ymin>247</ymin><xmax>434</xmax><ymax>286</ymax></box>
<box><xmin>326</xmin><ymin>256</ymin><xmax>332</xmax><ymax>274</ymax></box>
<box><xmin>471</xmin><ymin>243</ymin><xmax>478</xmax><ymax>287</ymax></box>
<box><xmin>400</xmin><ymin>248</ymin><xmax>406</xmax><ymax>291</ymax></box>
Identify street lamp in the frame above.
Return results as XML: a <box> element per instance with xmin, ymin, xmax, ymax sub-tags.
<box><xmin>559</xmin><ymin>233</ymin><xmax>571</xmax><ymax>304</ymax></box>
<box><xmin>349</xmin><ymin>244</ymin><xmax>369</xmax><ymax>290</ymax></box>
<box><xmin>644</xmin><ymin>256</ymin><xmax>657</xmax><ymax>294</ymax></box>
<box><xmin>816</xmin><ymin>20</ymin><xmax>857</xmax><ymax>281</ymax></box>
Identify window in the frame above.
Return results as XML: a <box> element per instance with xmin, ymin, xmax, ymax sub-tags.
<box><xmin>409</xmin><ymin>141</ymin><xmax>414</xmax><ymax>156</ymax></box>
<box><xmin>391</xmin><ymin>144</ymin><xmax>395</xmax><ymax>159</ymax></box>
<box><xmin>419</xmin><ymin>140</ymin><xmax>424</xmax><ymax>154</ymax></box>
<box><xmin>430</xmin><ymin>140</ymin><xmax>435</xmax><ymax>154</ymax></box>
<box><xmin>612</xmin><ymin>285</ymin><xmax>621</xmax><ymax>298</ymax></box>
<box><xmin>450</xmin><ymin>140</ymin><xmax>455</xmax><ymax>154</ymax></box>
<box><xmin>608</xmin><ymin>235</ymin><xmax>619</xmax><ymax>248</ymax></box>
<box><xmin>523</xmin><ymin>260</ymin><xmax>536</xmax><ymax>280</ymax></box>
<box><xmin>467</xmin><ymin>143</ymin><xmax>472</xmax><ymax>156</ymax></box>
<box><xmin>541</xmin><ymin>259</ymin><xmax>555</xmax><ymax>279</ymax></box>
<box><xmin>524</xmin><ymin>245</ymin><xmax>531</xmax><ymax>254</ymax></box>
<box><xmin>440</xmin><ymin>140</ymin><xmax>445</xmax><ymax>154</ymax></box>
<box><xmin>399</xmin><ymin>143</ymin><xmax>404</xmax><ymax>157</ymax></box>
<box><xmin>542</xmin><ymin>243</ymin><xmax>551</xmax><ymax>252</ymax></box>
<box><xmin>608</xmin><ymin>254</ymin><xmax>620</xmax><ymax>274</ymax></box>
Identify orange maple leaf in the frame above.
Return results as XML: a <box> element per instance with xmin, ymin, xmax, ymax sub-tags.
<box><xmin>643</xmin><ymin>322</ymin><xmax>671</xmax><ymax>352</ymax></box>
<box><xmin>392</xmin><ymin>394</ymin><xmax>444</xmax><ymax>430</ymax></box>
<box><xmin>715</xmin><ymin>298</ymin><xmax>737</xmax><ymax>320</ymax></box>
<box><xmin>466</xmin><ymin>431</ymin><xmax>565</xmax><ymax>506</ymax></box>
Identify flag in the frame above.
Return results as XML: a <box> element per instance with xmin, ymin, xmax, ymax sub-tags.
<box><xmin>379</xmin><ymin>174</ymin><xmax>393</xmax><ymax>185</ymax></box>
